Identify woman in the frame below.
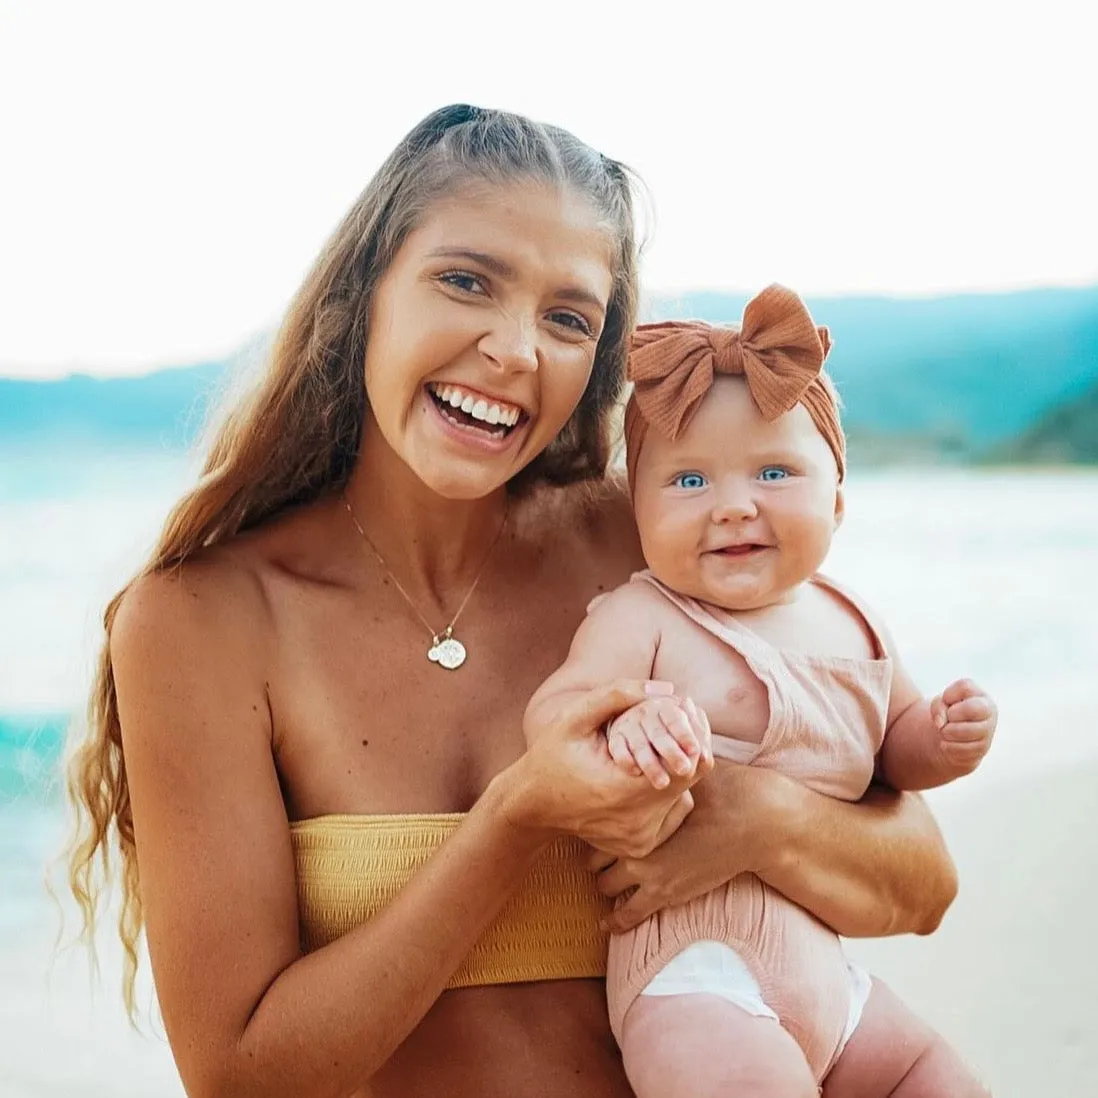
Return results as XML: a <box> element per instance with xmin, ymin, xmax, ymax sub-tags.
<box><xmin>66</xmin><ymin>105</ymin><xmax>956</xmax><ymax>1098</ymax></box>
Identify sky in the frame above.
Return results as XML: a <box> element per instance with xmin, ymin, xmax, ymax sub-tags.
<box><xmin>1</xmin><ymin>0</ymin><xmax>1095</xmax><ymax>378</ymax></box>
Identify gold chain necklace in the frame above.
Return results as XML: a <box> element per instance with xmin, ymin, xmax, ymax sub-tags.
<box><xmin>342</xmin><ymin>493</ymin><xmax>508</xmax><ymax>670</ymax></box>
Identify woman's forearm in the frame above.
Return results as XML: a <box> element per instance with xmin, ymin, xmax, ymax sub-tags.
<box><xmin>751</xmin><ymin>774</ymin><xmax>958</xmax><ymax>938</ymax></box>
<box><xmin>221</xmin><ymin>770</ymin><xmax>549</xmax><ymax>1098</ymax></box>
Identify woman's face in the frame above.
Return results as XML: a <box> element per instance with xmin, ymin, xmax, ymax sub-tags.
<box><xmin>362</xmin><ymin>179</ymin><xmax>615</xmax><ymax>499</ymax></box>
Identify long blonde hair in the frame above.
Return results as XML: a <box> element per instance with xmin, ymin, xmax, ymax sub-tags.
<box><xmin>63</xmin><ymin>104</ymin><xmax>641</xmax><ymax>1015</ymax></box>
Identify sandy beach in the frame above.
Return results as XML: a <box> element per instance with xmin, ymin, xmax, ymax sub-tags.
<box><xmin>2</xmin><ymin>756</ymin><xmax>1094</xmax><ymax>1096</ymax></box>
<box><xmin>849</xmin><ymin>760</ymin><xmax>1098</xmax><ymax>1096</ymax></box>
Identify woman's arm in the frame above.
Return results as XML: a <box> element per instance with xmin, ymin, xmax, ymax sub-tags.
<box><xmin>114</xmin><ymin>565</ymin><xmax>691</xmax><ymax>1098</ymax></box>
<box><xmin>750</xmin><ymin>773</ymin><xmax>957</xmax><ymax>937</ymax></box>
<box><xmin>596</xmin><ymin>764</ymin><xmax>957</xmax><ymax>938</ymax></box>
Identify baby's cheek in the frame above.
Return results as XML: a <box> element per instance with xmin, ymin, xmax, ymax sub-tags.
<box><xmin>643</xmin><ymin>543</ymin><xmax>695</xmax><ymax>593</ymax></box>
<box><xmin>638</xmin><ymin>512</ymin><xmax>687</xmax><ymax>569</ymax></box>
<box><xmin>780</xmin><ymin>504</ymin><xmax>830</xmax><ymax>546</ymax></box>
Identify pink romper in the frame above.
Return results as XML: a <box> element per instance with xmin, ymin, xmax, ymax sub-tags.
<box><xmin>606</xmin><ymin>571</ymin><xmax>892</xmax><ymax>1081</ymax></box>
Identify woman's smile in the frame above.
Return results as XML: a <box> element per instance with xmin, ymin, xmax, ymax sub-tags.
<box><xmin>421</xmin><ymin>380</ymin><xmax>531</xmax><ymax>455</ymax></box>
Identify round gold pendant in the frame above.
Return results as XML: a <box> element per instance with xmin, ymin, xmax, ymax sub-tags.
<box><xmin>428</xmin><ymin>635</ymin><xmax>467</xmax><ymax>670</ymax></box>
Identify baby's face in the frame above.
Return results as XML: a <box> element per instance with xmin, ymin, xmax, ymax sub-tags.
<box><xmin>631</xmin><ymin>376</ymin><xmax>844</xmax><ymax>612</ymax></box>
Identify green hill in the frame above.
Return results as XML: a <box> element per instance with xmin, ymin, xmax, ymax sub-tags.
<box><xmin>991</xmin><ymin>380</ymin><xmax>1098</xmax><ymax>463</ymax></box>
<box><xmin>0</xmin><ymin>360</ymin><xmax>225</xmax><ymax>449</ymax></box>
<box><xmin>647</xmin><ymin>285</ymin><xmax>1098</xmax><ymax>455</ymax></box>
<box><xmin>1</xmin><ymin>285</ymin><xmax>1095</xmax><ymax>463</ymax></box>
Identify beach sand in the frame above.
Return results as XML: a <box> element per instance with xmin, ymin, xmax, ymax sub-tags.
<box><xmin>2</xmin><ymin>762</ymin><xmax>1095</xmax><ymax>1096</ymax></box>
<box><xmin>848</xmin><ymin>760</ymin><xmax>1098</xmax><ymax>1096</ymax></box>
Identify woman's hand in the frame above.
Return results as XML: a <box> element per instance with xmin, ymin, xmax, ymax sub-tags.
<box><xmin>590</xmin><ymin>762</ymin><xmax>790</xmax><ymax>932</ymax></box>
<box><xmin>506</xmin><ymin>680</ymin><xmax>713</xmax><ymax>859</ymax></box>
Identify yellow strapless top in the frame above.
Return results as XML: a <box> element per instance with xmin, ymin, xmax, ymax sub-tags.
<box><xmin>290</xmin><ymin>813</ymin><xmax>611</xmax><ymax>988</ymax></box>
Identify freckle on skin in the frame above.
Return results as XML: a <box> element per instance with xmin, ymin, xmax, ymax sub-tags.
<box><xmin>362</xmin><ymin>739</ymin><xmax>369</xmax><ymax>747</ymax></box>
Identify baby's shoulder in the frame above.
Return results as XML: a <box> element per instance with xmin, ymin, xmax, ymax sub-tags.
<box><xmin>810</xmin><ymin>573</ymin><xmax>897</xmax><ymax>657</ymax></box>
<box><xmin>584</xmin><ymin>572</ymin><xmax>675</xmax><ymax>627</ymax></box>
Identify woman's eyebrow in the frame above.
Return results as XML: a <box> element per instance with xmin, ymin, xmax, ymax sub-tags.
<box><xmin>556</xmin><ymin>286</ymin><xmax>607</xmax><ymax>313</ymax></box>
<box><xmin>426</xmin><ymin>247</ymin><xmax>606</xmax><ymax>314</ymax></box>
<box><xmin>427</xmin><ymin>247</ymin><xmax>515</xmax><ymax>278</ymax></box>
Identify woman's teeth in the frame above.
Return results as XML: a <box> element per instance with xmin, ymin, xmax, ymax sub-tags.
<box><xmin>429</xmin><ymin>383</ymin><xmax>522</xmax><ymax>428</ymax></box>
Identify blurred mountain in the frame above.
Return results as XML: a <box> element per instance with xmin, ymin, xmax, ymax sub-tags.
<box><xmin>0</xmin><ymin>360</ymin><xmax>225</xmax><ymax>450</ymax></box>
<box><xmin>646</xmin><ymin>284</ymin><xmax>1098</xmax><ymax>455</ymax></box>
<box><xmin>1</xmin><ymin>285</ymin><xmax>1095</xmax><ymax>463</ymax></box>
<box><xmin>988</xmin><ymin>379</ymin><xmax>1098</xmax><ymax>463</ymax></box>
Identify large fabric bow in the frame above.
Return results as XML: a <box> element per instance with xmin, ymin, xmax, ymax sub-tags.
<box><xmin>624</xmin><ymin>284</ymin><xmax>845</xmax><ymax>486</ymax></box>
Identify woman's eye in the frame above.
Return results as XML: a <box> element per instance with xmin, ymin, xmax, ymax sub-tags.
<box><xmin>672</xmin><ymin>472</ymin><xmax>707</xmax><ymax>490</ymax></box>
<box><xmin>758</xmin><ymin>466</ymin><xmax>791</xmax><ymax>482</ymax></box>
<box><xmin>548</xmin><ymin>310</ymin><xmax>594</xmax><ymax>336</ymax></box>
<box><xmin>439</xmin><ymin>271</ymin><xmax>486</xmax><ymax>295</ymax></box>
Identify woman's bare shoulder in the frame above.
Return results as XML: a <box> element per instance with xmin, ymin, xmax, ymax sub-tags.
<box><xmin>110</xmin><ymin>505</ymin><xmax>337</xmax><ymax>695</ymax></box>
<box><xmin>112</xmin><ymin>546</ymin><xmax>267</xmax><ymax>658</ymax></box>
<box><xmin>111</xmin><ymin>494</ymin><xmax>344</xmax><ymax>648</ymax></box>
<box><xmin>520</xmin><ymin>471</ymin><xmax>643</xmax><ymax>565</ymax></box>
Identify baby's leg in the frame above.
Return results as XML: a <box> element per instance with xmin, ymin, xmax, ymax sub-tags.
<box><xmin>621</xmin><ymin>993</ymin><xmax>817</xmax><ymax>1098</ymax></box>
<box><xmin>823</xmin><ymin>979</ymin><xmax>990</xmax><ymax>1098</ymax></box>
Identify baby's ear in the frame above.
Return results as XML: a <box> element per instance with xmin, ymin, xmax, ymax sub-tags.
<box><xmin>833</xmin><ymin>485</ymin><xmax>845</xmax><ymax>529</ymax></box>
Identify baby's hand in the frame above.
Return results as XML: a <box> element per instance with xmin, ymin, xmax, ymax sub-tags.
<box><xmin>606</xmin><ymin>695</ymin><xmax>711</xmax><ymax>789</ymax></box>
<box><xmin>930</xmin><ymin>678</ymin><xmax>997</xmax><ymax>775</ymax></box>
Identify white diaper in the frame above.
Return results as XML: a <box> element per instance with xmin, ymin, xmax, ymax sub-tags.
<box><xmin>640</xmin><ymin>940</ymin><xmax>872</xmax><ymax>1050</ymax></box>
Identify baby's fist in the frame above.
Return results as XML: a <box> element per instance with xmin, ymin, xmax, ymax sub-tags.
<box><xmin>930</xmin><ymin>678</ymin><xmax>997</xmax><ymax>775</ymax></box>
<box><xmin>606</xmin><ymin>695</ymin><xmax>711</xmax><ymax>789</ymax></box>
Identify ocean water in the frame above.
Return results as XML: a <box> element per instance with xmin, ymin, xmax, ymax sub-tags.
<box><xmin>0</xmin><ymin>456</ymin><xmax>1096</xmax><ymax>1093</ymax></box>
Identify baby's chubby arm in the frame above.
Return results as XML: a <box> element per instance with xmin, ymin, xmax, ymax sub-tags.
<box><xmin>876</xmin><ymin>627</ymin><xmax>997</xmax><ymax>791</ymax></box>
<box><xmin>525</xmin><ymin>584</ymin><xmax>712</xmax><ymax>790</ymax></box>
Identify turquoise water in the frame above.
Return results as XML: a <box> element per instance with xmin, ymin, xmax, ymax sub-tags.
<box><xmin>0</xmin><ymin>715</ymin><xmax>69</xmax><ymax>938</ymax></box>
<box><xmin>0</xmin><ymin>713</ymin><xmax>68</xmax><ymax>803</ymax></box>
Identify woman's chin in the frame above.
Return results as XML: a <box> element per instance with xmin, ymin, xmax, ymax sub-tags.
<box><xmin>411</xmin><ymin>456</ymin><xmax>517</xmax><ymax>502</ymax></box>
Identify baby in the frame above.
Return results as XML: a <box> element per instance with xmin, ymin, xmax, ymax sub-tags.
<box><xmin>525</xmin><ymin>286</ymin><xmax>995</xmax><ymax>1097</ymax></box>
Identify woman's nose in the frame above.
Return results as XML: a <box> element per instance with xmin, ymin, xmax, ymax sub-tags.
<box><xmin>479</xmin><ymin>312</ymin><xmax>539</xmax><ymax>374</ymax></box>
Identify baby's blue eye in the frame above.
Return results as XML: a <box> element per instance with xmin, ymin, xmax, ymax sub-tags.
<box><xmin>673</xmin><ymin>472</ymin><xmax>707</xmax><ymax>490</ymax></box>
<box><xmin>758</xmin><ymin>466</ymin><xmax>790</xmax><ymax>482</ymax></box>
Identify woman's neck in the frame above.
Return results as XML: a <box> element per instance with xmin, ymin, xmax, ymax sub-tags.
<box><xmin>341</xmin><ymin>437</ymin><xmax>511</xmax><ymax>610</ymax></box>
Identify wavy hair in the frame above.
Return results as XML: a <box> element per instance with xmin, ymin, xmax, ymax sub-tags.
<box><xmin>62</xmin><ymin>104</ymin><xmax>641</xmax><ymax>1016</ymax></box>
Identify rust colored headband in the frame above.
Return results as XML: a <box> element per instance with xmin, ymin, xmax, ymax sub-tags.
<box><xmin>623</xmin><ymin>284</ymin><xmax>845</xmax><ymax>488</ymax></box>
